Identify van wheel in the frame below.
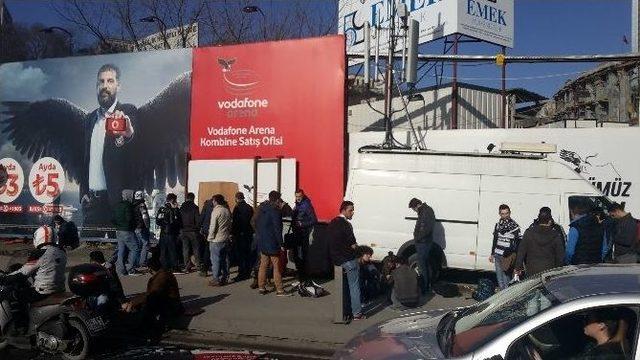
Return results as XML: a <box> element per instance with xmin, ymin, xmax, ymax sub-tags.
<box><xmin>408</xmin><ymin>251</ymin><xmax>441</xmax><ymax>283</ymax></box>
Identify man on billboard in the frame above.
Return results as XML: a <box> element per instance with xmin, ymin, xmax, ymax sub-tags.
<box><xmin>81</xmin><ymin>64</ymin><xmax>137</xmax><ymax>227</ymax></box>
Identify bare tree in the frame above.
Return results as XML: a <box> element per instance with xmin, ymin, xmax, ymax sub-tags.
<box><xmin>201</xmin><ymin>0</ymin><xmax>338</xmax><ymax>45</ymax></box>
<box><xmin>1</xmin><ymin>22</ymin><xmax>71</xmax><ymax>62</ymax></box>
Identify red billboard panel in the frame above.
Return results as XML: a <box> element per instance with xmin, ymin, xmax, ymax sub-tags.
<box><xmin>190</xmin><ymin>36</ymin><xmax>345</xmax><ymax>221</ymax></box>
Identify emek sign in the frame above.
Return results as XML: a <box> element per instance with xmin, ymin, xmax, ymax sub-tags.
<box><xmin>339</xmin><ymin>0</ymin><xmax>513</xmax><ymax>61</ymax></box>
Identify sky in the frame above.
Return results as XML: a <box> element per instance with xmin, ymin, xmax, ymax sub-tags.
<box><xmin>3</xmin><ymin>0</ymin><xmax>636</xmax><ymax>98</ymax></box>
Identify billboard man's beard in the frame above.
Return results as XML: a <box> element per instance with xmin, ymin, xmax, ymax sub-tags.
<box><xmin>97</xmin><ymin>91</ymin><xmax>116</xmax><ymax>109</ymax></box>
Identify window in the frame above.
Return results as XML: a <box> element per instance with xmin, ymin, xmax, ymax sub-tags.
<box><xmin>443</xmin><ymin>273</ymin><xmax>562</xmax><ymax>357</ymax></box>
<box><xmin>506</xmin><ymin>305</ymin><xmax>639</xmax><ymax>360</ymax></box>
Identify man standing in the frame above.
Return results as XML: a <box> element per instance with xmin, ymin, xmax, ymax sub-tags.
<box><xmin>566</xmin><ymin>199</ymin><xmax>606</xmax><ymax>265</ymax></box>
<box><xmin>207</xmin><ymin>194</ymin><xmax>232</xmax><ymax>286</ymax></box>
<box><xmin>81</xmin><ymin>64</ymin><xmax>137</xmax><ymax>229</ymax></box>
<box><xmin>156</xmin><ymin>193</ymin><xmax>182</xmax><ymax>273</ymax></box>
<box><xmin>133</xmin><ymin>190</ymin><xmax>150</xmax><ymax>268</ymax></box>
<box><xmin>328</xmin><ymin>201</ymin><xmax>364</xmax><ymax>320</ymax></box>
<box><xmin>180</xmin><ymin>193</ymin><xmax>201</xmax><ymax>273</ymax></box>
<box><xmin>113</xmin><ymin>189</ymin><xmax>140</xmax><ymax>275</ymax></box>
<box><xmin>490</xmin><ymin>204</ymin><xmax>521</xmax><ymax>290</ymax></box>
<box><xmin>199</xmin><ymin>196</ymin><xmax>214</xmax><ymax>276</ymax></box>
<box><xmin>607</xmin><ymin>203</ymin><xmax>638</xmax><ymax>263</ymax></box>
<box><xmin>255</xmin><ymin>191</ymin><xmax>289</xmax><ymax>296</ymax></box>
<box><xmin>408</xmin><ymin>198</ymin><xmax>436</xmax><ymax>293</ymax></box>
<box><xmin>291</xmin><ymin>189</ymin><xmax>317</xmax><ymax>281</ymax></box>
<box><xmin>515</xmin><ymin>210</ymin><xmax>565</xmax><ymax>277</ymax></box>
<box><xmin>232</xmin><ymin>192</ymin><xmax>254</xmax><ymax>281</ymax></box>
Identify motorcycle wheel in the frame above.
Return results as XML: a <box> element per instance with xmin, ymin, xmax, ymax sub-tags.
<box><xmin>61</xmin><ymin>318</ymin><xmax>90</xmax><ymax>360</ymax></box>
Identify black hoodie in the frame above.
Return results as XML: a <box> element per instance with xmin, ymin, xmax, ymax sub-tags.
<box><xmin>515</xmin><ymin>224</ymin><xmax>565</xmax><ymax>277</ymax></box>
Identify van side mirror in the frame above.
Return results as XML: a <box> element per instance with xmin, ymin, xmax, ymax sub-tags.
<box><xmin>484</xmin><ymin>356</ymin><xmax>504</xmax><ymax>360</ymax></box>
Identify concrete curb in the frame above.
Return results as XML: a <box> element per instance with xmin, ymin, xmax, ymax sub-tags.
<box><xmin>162</xmin><ymin>328</ymin><xmax>339</xmax><ymax>359</ymax></box>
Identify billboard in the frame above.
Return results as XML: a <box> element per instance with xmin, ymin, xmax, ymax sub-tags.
<box><xmin>339</xmin><ymin>0</ymin><xmax>514</xmax><ymax>62</ymax></box>
<box><xmin>190</xmin><ymin>36</ymin><xmax>346</xmax><ymax>221</ymax></box>
<box><xmin>0</xmin><ymin>49</ymin><xmax>192</xmax><ymax>234</ymax></box>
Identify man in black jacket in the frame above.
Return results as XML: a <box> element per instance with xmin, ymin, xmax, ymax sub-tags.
<box><xmin>113</xmin><ymin>189</ymin><xmax>140</xmax><ymax>275</ymax></box>
<box><xmin>232</xmin><ymin>192</ymin><xmax>254</xmax><ymax>281</ymax></box>
<box><xmin>608</xmin><ymin>203</ymin><xmax>638</xmax><ymax>263</ymax></box>
<box><xmin>133</xmin><ymin>190</ymin><xmax>151</xmax><ymax>268</ymax></box>
<box><xmin>156</xmin><ymin>193</ymin><xmax>182</xmax><ymax>273</ymax></box>
<box><xmin>408</xmin><ymin>198</ymin><xmax>436</xmax><ymax>293</ymax></box>
<box><xmin>328</xmin><ymin>201</ymin><xmax>364</xmax><ymax>321</ymax></box>
<box><xmin>180</xmin><ymin>193</ymin><xmax>201</xmax><ymax>273</ymax></box>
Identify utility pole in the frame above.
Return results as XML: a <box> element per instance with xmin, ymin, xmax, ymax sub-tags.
<box><xmin>383</xmin><ymin>1</ymin><xmax>397</xmax><ymax>148</ymax></box>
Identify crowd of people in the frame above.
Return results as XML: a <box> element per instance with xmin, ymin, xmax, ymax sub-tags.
<box><xmin>4</xmin><ymin>190</ymin><xmax>637</xmax><ymax>331</ymax></box>
<box><xmin>111</xmin><ymin>188</ymin><xmax>318</xmax><ymax>296</ymax></box>
<box><xmin>327</xmin><ymin>196</ymin><xmax>639</xmax><ymax>321</ymax></box>
<box><xmin>490</xmin><ymin>199</ymin><xmax>639</xmax><ymax>291</ymax></box>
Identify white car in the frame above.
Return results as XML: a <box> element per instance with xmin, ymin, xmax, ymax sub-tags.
<box><xmin>333</xmin><ymin>264</ymin><xmax>640</xmax><ymax>360</ymax></box>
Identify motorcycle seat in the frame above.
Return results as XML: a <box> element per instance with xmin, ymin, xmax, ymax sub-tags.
<box><xmin>31</xmin><ymin>292</ymin><xmax>76</xmax><ymax>307</ymax></box>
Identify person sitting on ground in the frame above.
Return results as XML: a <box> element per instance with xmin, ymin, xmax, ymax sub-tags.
<box><xmin>390</xmin><ymin>256</ymin><xmax>421</xmax><ymax>309</ymax></box>
<box><xmin>381</xmin><ymin>252</ymin><xmax>399</xmax><ymax>297</ymax></box>
<box><xmin>576</xmin><ymin>309</ymin><xmax>625</xmax><ymax>360</ymax></box>
<box><xmin>356</xmin><ymin>245</ymin><xmax>381</xmax><ymax>303</ymax></box>
<box><xmin>121</xmin><ymin>256</ymin><xmax>184</xmax><ymax>330</ymax></box>
<box><xmin>89</xmin><ymin>250</ymin><xmax>126</xmax><ymax>309</ymax></box>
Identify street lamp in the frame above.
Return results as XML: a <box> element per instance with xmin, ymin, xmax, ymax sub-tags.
<box><xmin>242</xmin><ymin>5</ymin><xmax>265</xmax><ymax>17</ymax></box>
<box><xmin>40</xmin><ymin>26</ymin><xmax>73</xmax><ymax>55</ymax></box>
<box><xmin>242</xmin><ymin>5</ymin><xmax>267</xmax><ymax>40</ymax></box>
<box><xmin>140</xmin><ymin>15</ymin><xmax>171</xmax><ymax>49</ymax></box>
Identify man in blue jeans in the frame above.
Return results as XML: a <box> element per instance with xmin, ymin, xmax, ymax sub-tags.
<box><xmin>207</xmin><ymin>194</ymin><xmax>232</xmax><ymax>286</ymax></box>
<box><xmin>133</xmin><ymin>190</ymin><xmax>150</xmax><ymax>268</ymax></box>
<box><xmin>328</xmin><ymin>201</ymin><xmax>364</xmax><ymax>321</ymax></box>
<box><xmin>490</xmin><ymin>204</ymin><xmax>521</xmax><ymax>290</ymax></box>
<box><xmin>409</xmin><ymin>198</ymin><xmax>436</xmax><ymax>294</ymax></box>
<box><xmin>113</xmin><ymin>189</ymin><xmax>140</xmax><ymax>275</ymax></box>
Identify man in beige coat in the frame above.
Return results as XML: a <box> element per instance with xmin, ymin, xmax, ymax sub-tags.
<box><xmin>207</xmin><ymin>194</ymin><xmax>232</xmax><ymax>286</ymax></box>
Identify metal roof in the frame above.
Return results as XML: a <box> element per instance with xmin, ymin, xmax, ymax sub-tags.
<box><xmin>543</xmin><ymin>264</ymin><xmax>640</xmax><ymax>302</ymax></box>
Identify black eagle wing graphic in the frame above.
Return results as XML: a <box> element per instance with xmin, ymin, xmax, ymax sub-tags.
<box><xmin>129</xmin><ymin>72</ymin><xmax>191</xmax><ymax>193</ymax></box>
<box><xmin>559</xmin><ymin>149</ymin><xmax>582</xmax><ymax>167</ymax></box>
<box><xmin>1</xmin><ymin>99</ymin><xmax>86</xmax><ymax>182</ymax></box>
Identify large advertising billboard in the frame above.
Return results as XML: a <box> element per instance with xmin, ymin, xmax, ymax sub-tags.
<box><xmin>0</xmin><ymin>49</ymin><xmax>192</xmax><ymax>235</ymax></box>
<box><xmin>340</xmin><ymin>0</ymin><xmax>514</xmax><ymax>63</ymax></box>
<box><xmin>190</xmin><ymin>36</ymin><xmax>346</xmax><ymax>221</ymax></box>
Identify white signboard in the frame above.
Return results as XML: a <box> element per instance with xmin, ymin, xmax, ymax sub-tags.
<box><xmin>137</xmin><ymin>23</ymin><xmax>198</xmax><ymax>51</ymax></box>
<box><xmin>339</xmin><ymin>0</ymin><xmax>513</xmax><ymax>61</ymax></box>
<box><xmin>457</xmin><ymin>0</ymin><xmax>514</xmax><ymax>48</ymax></box>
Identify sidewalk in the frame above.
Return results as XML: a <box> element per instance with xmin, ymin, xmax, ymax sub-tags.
<box><xmin>0</xmin><ymin>243</ymin><xmax>475</xmax><ymax>358</ymax></box>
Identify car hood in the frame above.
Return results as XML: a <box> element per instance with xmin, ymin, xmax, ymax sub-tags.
<box><xmin>333</xmin><ymin>308</ymin><xmax>451</xmax><ymax>360</ymax></box>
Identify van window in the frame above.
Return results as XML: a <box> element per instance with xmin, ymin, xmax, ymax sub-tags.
<box><xmin>568</xmin><ymin>195</ymin><xmax>613</xmax><ymax>221</ymax></box>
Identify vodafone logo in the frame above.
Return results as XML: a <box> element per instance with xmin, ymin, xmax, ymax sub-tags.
<box><xmin>217</xmin><ymin>58</ymin><xmax>261</xmax><ymax>95</ymax></box>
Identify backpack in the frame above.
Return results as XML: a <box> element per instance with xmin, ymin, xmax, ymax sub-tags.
<box><xmin>472</xmin><ymin>278</ymin><xmax>496</xmax><ymax>302</ymax></box>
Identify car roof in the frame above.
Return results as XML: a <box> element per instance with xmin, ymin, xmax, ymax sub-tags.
<box><xmin>542</xmin><ymin>264</ymin><xmax>640</xmax><ymax>303</ymax></box>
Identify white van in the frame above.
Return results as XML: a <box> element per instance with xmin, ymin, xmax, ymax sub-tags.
<box><xmin>345</xmin><ymin>144</ymin><xmax>613</xmax><ymax>275</ymax></box>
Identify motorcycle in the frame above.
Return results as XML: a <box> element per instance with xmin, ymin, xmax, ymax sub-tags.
<box><xmin>0</xmin><ymin>264</ymin><xmax>112</xmax><ymax>360</ymax></box>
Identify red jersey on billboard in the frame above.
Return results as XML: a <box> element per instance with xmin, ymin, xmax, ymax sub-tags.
<box><xmin>190</xmin><ymin>36</ymin><xmax>346</xmax><ymax>221</ymax></box>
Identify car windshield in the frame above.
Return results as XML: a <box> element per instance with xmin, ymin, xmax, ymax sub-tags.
<box><xmin>443</xmin><ymin>276</ymin><xmax>560</xmax><ymax>357</ymax></box>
